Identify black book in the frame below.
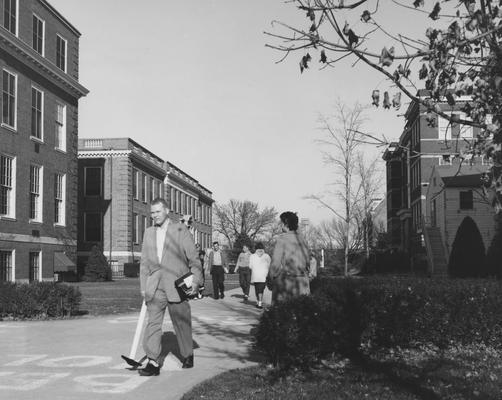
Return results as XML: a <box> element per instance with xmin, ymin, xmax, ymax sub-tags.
<box><xmin>175</xmin><ymin>272</ymin><xmax>195</xmax><ymax>300</ymax></box>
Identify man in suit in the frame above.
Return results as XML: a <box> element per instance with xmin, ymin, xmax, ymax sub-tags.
<box><xmin>138</xmin><ymin>198</ymin><xmax>203</xmax><ymax>376</ymax></box>
<box><xmin>207</xmin><ymin>241</ymin><xmax>228</xmax><ymax>299</ymax></box>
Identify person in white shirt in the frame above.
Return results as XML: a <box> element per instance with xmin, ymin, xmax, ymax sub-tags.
<box><xmin>249</xmin><ymin>242</ymin><xmax>271</xmax><ymax>309</ymax></box>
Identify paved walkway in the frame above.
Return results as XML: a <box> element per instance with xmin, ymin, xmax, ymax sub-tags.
<box><xmin>0</xmin><ymin>288</ymin><xmax>272</xmax><ymax>400</ymax></box>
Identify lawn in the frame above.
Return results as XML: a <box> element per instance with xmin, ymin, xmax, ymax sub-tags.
<box><xmin>69</xmin><ymin>273</ymin><xmax>240</xmax><ymax>316</ymax></box>
<box><xmin>182</xmin><ymin>345</ymin><xmax>502</xmax><ymax>399</ymax></box>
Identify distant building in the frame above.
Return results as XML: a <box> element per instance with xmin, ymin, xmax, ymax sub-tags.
<box><xmin>0</xmin><ymin>0</ymin><xmax>88</xmax><ymax>282</ymax></box>
<box><xmin>77</xmin><ymin>138</ymin><xmax>213</xmax><ymax>277</ymax></box>
<box><xmin>424</xmin><ymin>164</ymin><xmax>495</xmax><ymax>275</ymax></box>
<box><xmin>382</xmin><ymin>90</ymin><xmax>486</xmax><ymax>269</ymax></box>
<box><xmin>370</xmin><ymin>197</ymin><xmax>387</xmax><ymax>245</ymax></box>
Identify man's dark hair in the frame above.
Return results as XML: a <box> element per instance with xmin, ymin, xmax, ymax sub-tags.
<box><xmin>280</xmin><ymin>211</ymin><xmax>299</xmax><ymax>231</ymax></box>
<box><xmin>255</xmin><ymin>242</ymin><xmax>264</xmax><ymax>250</ymax></box>
<box><xmin>151</xmin><ymin>197</ymin><xmax>169</xmax><ymax>208</ymax></box>
<box><xmin>212</xmin><ymin>241</ymin><xmax>219</xmax><ymax>246</ymax></box>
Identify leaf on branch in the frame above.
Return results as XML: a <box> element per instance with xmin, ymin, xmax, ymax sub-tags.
<box><xmin>429</xmin><ymin>2</ymin><xmax>441</xmax><ymax>21</ymax></box>
<box><xmin>466</xmin><ymin>10</ymin><xmax>483</xmax><ymax>32</ymax></box>
<box><xmin>413</xmin><ymin>0</ymin><xmax>424</xmax><ymax>8</ymax></box>
<box><xmin>379</xmin><ymin>46</ymin><xmax>395</xmax><ymax>67</ymax></box>
<box><xmin>383</xmin><ymin>91</ymin><xmax>391</xmax><ymax>109</ymax></box>
<box><xmin>361</xmin><ymin>10</ymin><xmax>371</xmax><ymax>23</ymax></box>
<box><xmin>299</xmin><ymin>53</ymin><xmax>311</xmax><ymax>73</ymax></box>
<box><xmin>343</xmin><ymin>21</ymin><xmax>350</xmax><ymax>35</ymax></box>
<box><xmin>392</xmin><ymin>92</ymin><xmax>402</xmax><ymax>110</ymax></box>
<box><xmin>371</xmin><ymin>89</ymin><xmax>380</xmax><ymax>107</ymax></box>
<box><xmin>419</xmin><ymin>64</ymin><xmax>428</xmax><ymax>80</ymax></box>
<box><xmin>320</xmin><ymin>50</ymin><xmax>327</xmax><ymax>63</ymax></box>
<box><xmin>347</xmin><ymin>30</ymin><xmax>359</xmax><ymax>47</ymax></box>
<box><xmin>310</xmin><ymin>23</ymin><xmax>317</xmax><ymax>33</ymax></box>
<box><xmin>446</xmin><ymin>92</ymin><xmax>456</xmax><ymax>106</ymax></box>
<box><xmin>306</xmin><ymin>8</ymin><xmax>315</xmax><ymax>22</ymax></box>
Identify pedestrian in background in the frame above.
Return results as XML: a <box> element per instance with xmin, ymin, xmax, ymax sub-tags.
<box><xmin>249</xmin><ymin>242</ymin><xmax>271</xmax><ymax>309</ymax></box>
<box><xmin>234</xmin><ymin>244</ymin><xmax>252</xmax><ymax>301</ymax></box>
<box><xmin>195</xmin><ymin>243</ymin><xmax>206</xmax><ymax>299</ymax></box>
<box><xmin>269</xmin><ymin>211</ymin><xmax>310</xmax><ymax>303</ymax></box>
<box><xmin>207</xmin><ymin>241</ymin><xmax>228</xmax><ymax>299</ymax></box>
<box><xmin>309</xmin><ymin>251</ymin><xmax>318</xmax><ymax>281</ymax></box>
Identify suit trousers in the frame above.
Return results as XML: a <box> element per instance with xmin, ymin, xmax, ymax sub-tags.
<box><xmin>211</xmin><ymin>266</ymin><xmax>225</xmax><ymax>298</ymax></box>
<box><xmin>143</xmin><ymin>288</ymin><xmax>193</xmax><ymax>362</ymax></box>
<box><xmin>238</xmin><ymin>267</ymin><xmax>251</xmax><ymax>296</ymax></box>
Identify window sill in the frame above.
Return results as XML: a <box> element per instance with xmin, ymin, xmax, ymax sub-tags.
<box><xmin>29</xmin><ymin>220</ymin><xmax>43</xmax><ymax>225</ymax></box>
<box><xmin>0</xmin><ymin>215</ymin><xmax>16</xmax><ymax>221</ymax></box>
<box><xmin>55</xmin><ymin>147</ymin><xmax>67</xmax><ymax>154</ymax></box>
<box><xmin>1</xmin><ymin>123</ymin><xmax>17</xmax><ymax>133</ymax></box>
<box><xmin>30</xmin><ymin>136</ymin><xmax>44</xmax><ymax>144</ymax></box>
<box><xmin>54</xmin><ymin>223</ymin><xmax>66</xmax><ymax>228</ymax></box>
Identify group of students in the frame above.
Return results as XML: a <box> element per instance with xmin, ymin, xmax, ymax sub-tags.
<box><xmin>194</xmin><ymin>211</ymin><xmax>318</xmax><ymax>308</ymax></box>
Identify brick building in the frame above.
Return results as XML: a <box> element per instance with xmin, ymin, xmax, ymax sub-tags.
<box><xmin>383</xmin><ymin>91</ymin><xmax>488</xmax><ymax>272</ymax></box>
<box><xmin>0</xmin><ymin>0</ymin><xmax>88</xmax><ymax>282</ymax></box>
<box><xmin>77</xmin><ymin>138</ymin><xmax>213</xmax><ymax>277</ymax></box>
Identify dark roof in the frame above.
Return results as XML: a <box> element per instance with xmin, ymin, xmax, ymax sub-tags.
<box><xmin>442</xmin><ymin>174</ymin><xmax>483</xmax><ymax>188</ymax></box>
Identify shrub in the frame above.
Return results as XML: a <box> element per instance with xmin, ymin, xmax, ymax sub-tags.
<box><xmin>486</xmin><ymin>215</ymin><xmax>502</xmax><ymax>278</ymax></box>
<box><xmin>0</xmin><ymin>281</ymin><xmax>81</xmax><ymax>319</ymax></box>
<box><xmin>124</xmin><ymin>262</ymin><xmax>140</xmax><ymax>278</ymax></box>
<box><xmin>83</xmin><ymin>245</ymin><xmax>112</xmax><ymax>281</ymax></box>
<box><xmin>254</xmin><ymin>277</ymin><xmax>502</xmax><ymax>369</ymax></box>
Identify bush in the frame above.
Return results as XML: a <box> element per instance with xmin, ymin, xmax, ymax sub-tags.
<box><xmin>83</xmin><ymin>245</ymin><xmax>112</xmax><ymax>281</ymax></box>
<box><xmin>254</xmin><ymin>277</ymin><xmax>502</xmax><ymax>369</ymax></box>
<box><xmin>0</xmin><ymin>281</ymin><xmax>81</xmax><ymax>319</ymax></box>
<box><xmin>124</xmin><ymin>262</ymin><xmax>140</xmax><ymax>278</ymax></box>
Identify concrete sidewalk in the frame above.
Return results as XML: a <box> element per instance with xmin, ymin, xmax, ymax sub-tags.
<box><xmin>0</xmin><ymin>287</ymin><xmax>272</xmax><ymax>400</ymax></box>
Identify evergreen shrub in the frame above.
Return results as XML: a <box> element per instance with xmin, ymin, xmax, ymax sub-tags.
<box><xmin>0</xmin><ymin>281</ymin><xmax>81</xmax><ymax>319</ymax></box>
<box><xmin>83</xmin><ymin>245</ymin><xmax>112</xmax><ymax>281</ymax></box>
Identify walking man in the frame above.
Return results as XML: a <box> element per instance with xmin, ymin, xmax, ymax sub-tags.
<box><xmin>139</xmin><ymin>198</ymin><xmax>203</xmax><ymax>376</ymax></box>
<box><xmin>207</xmin><ymin>241</ymin><xmax>228</xmax><ymax>299</ymax></box>
<box><xmin>234</xmin><ymin>244</ymin><xmax>251</xmax><ymax>301</ymax></box>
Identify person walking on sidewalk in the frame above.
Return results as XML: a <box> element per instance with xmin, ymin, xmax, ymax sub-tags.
<box><xmin>249</xmin><ymin>242</ymin><xmax>271</xmax><ymax>309</ymax></box>
<box><xmin>234</xmin><ymin>244</ymin><xmax>252</xmax><ymax>301</ymax></box>
<box><xmin>208</xmin><ymin>241</ymin><xmax>228</xmax><ymax>299</ymax></box>
<box><xmin>195</xmin><ymin>243</ymin><xmax>206</xmax><ymax>299</ymax></box>
<box><xmin>269</xmin><ymin>211</ymin><xmax>310</xmax><ymax>304</ymax></box>
<box><xmin>138</xmin><ymin>198</ymin><xmax>203</xmax><ymax>376</ymax></box>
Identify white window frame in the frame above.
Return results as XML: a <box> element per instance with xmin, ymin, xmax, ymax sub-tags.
<box><xmin>2</xmin><ymin>69</ymin><xmax>17</xmax><ymax>130</ymax></box>
<box><xmin>439</xmin><ymin>154</ymin><xmax>453</xmax><ymax>166</ymax></box>
<box><xmin>31</xmin><ymin>86</ymin><xmax>44</xmax><ymax>141</ymax></box>
<box><xmin>55</xmin><ymin>103</ymin><xmax>66</xmax><ymax>151</ymax></box>
<box><xmin>29</xmin><ymin>164</ymin><xmax>43</xmax><ymax>222</ymax></box>
<box><xmin>133</xmin><ymin>213</ymin><xmax>139</xmax><ymax>244</ymax></box>
<box><xmin>54</xmin><ymin>173</ymin><xmax>65</xmax><ymax>226</ymax></box>
<box><xmin>56</xmin><ymin>34</ymin><xmax>67</xmax><ymax>72</ymax></box>
<box><xmin>438</xmin><ymin>112</ymin><xmax>473</xmax><ymax>141</ymax></box>
<box><xmin>149</xmin><ymin>177</ymin><xmax>154</xmax><ymax>202</ymax></box>
<box><xmin>3</xmin><ymin>0</ymin><xmax>18</xmax><ymax>36</ymax></box>
<box><xmin>29</xmin><ymin>251</ymin><xmax>42</xmax><ymax>282</ymax></box>
<box><xmin>141</xmin><ymin>174</ymin><xmax>147</xmax><ymax>203</ymax></box>
<box><xmin>32</xmin><ymin>13</ymin><xmax>45</xmax><ymax>56</ymax></box>
<box><xmin>0</xmin><ymin>153</ymin><xmax>15</xmax><ymax>218</ymax></box>
<box><xmin>84</xmin><ymin>166</ymin><xmax>102</xmax><ymax>197</ymax></box>
<box><xmin>0</xmin><ymin>249</ymin><xmax>15</xmax><ymax>282</ymax></box>
<box><xmin>133</xmin><ymin>169</ymin><xmax>139</xmax><ymax>200</ymax></box>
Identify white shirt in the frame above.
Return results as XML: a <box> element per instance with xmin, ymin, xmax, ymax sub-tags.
<box><xmin>250</xmin><ymin>252</ymin><xmax>271</xmax><ymax>283</ymax></box>
<box><xmin>156</xmin><ymin>221</ymin><xmax>169</xmax><ymax>263</ymax></box>
<box><xmin>212</xmin><ymin>250</ymin><xmax>222</xmax><ymax>266</ymax></box>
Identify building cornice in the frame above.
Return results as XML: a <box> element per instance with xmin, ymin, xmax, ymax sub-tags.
<box><xmin>0</xmin><ymin>28</ymin><xmax>89</xmax><ymax>98</ymax></box>
<box><xmin>40</xmin><ymin>0</ymin><xmax>82</xmax><ymax>37</ymax></box>
<box><xmin>78</xmin><ymin>150</ymin><xmax>132</xmax><ymax>158</ymax></box>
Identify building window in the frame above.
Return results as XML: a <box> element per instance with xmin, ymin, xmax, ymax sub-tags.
<box><xmin>2</xmin><ymin>69</ymin><xmax>16</xmax><ymax>129</ymax></box>
<box><xmin>133</xmin><ymin>213</ymin><xmax>139</xmax><ymax>244</ymax></box>
<box><xmin>54</xmin><ymin>173</ymin><xmax>65</xmax><ymax>225</ymax></box>
<box><xmin>84</xmin><ymin>212</ymin><xmax>102</xmax><ymax>242</ymax></box>
<box><xmin>0</xmin><ymin>250</ymin><xmax>13</xmax><ymax>282</ymax></box>
<box><xmin>157</xmin><ymin>181</ymin><xmax>163</xmax><ymax>200</ymax></box>
<box><xmin>3</xmin><ymin>0</ymin><xmax>17</xmax><ymax>35</ymax></box>
<box><xmin>55</xmin><ymin>103</ymin><xmax>66</xmax><ymax>151</ymax></box>
<box><xmin>29</xmin><ymin>251</ymin><xmax>40</xmax><ymax>282</ymax></box>
<box><xmin>0</xmin><ymin>154</ymin><xmax>14</xmax><ymax>217</ymax></box>
<box><xmin>31</xmin><ymin>87</ymin><xmax>43</xmax><ymax>140</ymax></box>
<box><xmin>56</xmin><ymin>35</ymin><xmax>67</xmax><ymax>72</ymax></box>
<box><xmin>84</xmin><ymin>167</ymin><xmax>102</xmax><ymax>197</ymax></box>
<box><xmin>438</xmin><ymin>112</ymin><xmax>473</xmax><ymax>140</ymax></box>
<box><xmin>460</xmin><ymin>190</ymin><xmax>473</xmax><ymax>210</ymax></box>
<box><xmin>141</xmin><ymin>174</ymin><xmax>147</xmax><ymax>202</ymax></box>
<box><xmin>32</xmin><ymin>14</ymin><xmax>44</xmax><ymax>55</ymax></box>
<box><xmin>133</xmin><ymin>169</ymin><xmax>139</xmax><ymax>200</ymax></box>
<box><xmin>149</xmin><ymin>177</ymin><xmax>154</xmax><ymax>203</ymax></box>
<box><xmin>29</xmin><ymin>165</ymin><xmax>42</xmax><ymax>221</ymax></box>
<box><xmin>439</xmin><ymin>154</ymin><xmax>452</xmax><ymax>166</ymax></box>
<box><xmin>142</xmin><ymin>215</ymin><xmax>147</xmax><ymax>238</ymax></box>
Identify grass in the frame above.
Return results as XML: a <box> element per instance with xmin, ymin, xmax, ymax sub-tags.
<box><xmin>69</xmin><ymin>273</ymin><xmax>241</xmax><ymax>316</ymax></box>
<box><xmin>182</xmin><ymin>345</ymin><xmax>502</xmax><ymax>400</ymax></box>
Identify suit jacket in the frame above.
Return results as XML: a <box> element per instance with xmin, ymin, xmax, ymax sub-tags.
<box><xmin>140</xmin><ymin>222</ymin><xmax>203</xmax><ymax>302</ymax></box>
<box><xmin>207</xmin><ymin>249</ymin><xmax>228</xmax><ymax>273</ymax></box>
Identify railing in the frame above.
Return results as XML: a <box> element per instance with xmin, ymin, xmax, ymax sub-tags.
<box><xmin>83</xmin><ymin>139</ymin><xmax>103</xmax><ymax>148</ymax></box>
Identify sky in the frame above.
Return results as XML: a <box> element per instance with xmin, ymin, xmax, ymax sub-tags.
<box><xmin>48</xmin><ymin>0</ymin><xmax>429</xmax><ymax>224</ymax></box>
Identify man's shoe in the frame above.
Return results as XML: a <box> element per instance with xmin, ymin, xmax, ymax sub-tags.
<box><xmin>244</xmin><ymin>294</ymin><xmax>248</xmax><ymax>301</ymax></box>
<box><xmin>213</xmin><ymin>295</ymin><xmax>219</xmax><ymax>300</ymax></box>
<box><xmin>182</xmin><ymin>355</ymin><xmax>194</xmax><ymax>369</ymax></box>
<box><xmin>220</xmin><ymin>294</ymin><xmax>225</xmax><ymax>299</ymax></box>
<box><xmin>138</xmin><ymin>362</ymin><xmax>160</xmax><ymax>376</ymax></box>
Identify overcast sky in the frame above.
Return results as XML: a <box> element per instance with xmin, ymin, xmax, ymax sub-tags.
<box><xmin>49</xmin><ymin>0</ymin><xmax>427</xmax><ymax>224</ymax></box>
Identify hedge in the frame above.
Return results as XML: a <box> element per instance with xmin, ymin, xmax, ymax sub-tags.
<box><xmin>254</xmin><ymin>277</ymin><xmax>502</xmax><ymax>370</ymax></box>
<box><xmin>0</xmin><ymin>281</ymin><xmax>81</xmax><ymax>319</ymax></box>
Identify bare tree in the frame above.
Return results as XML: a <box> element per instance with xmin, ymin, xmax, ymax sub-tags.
<box><xmin>308</xmin><ymin>101</ymin><xmax>368</xmax><ymax>275</ymax></box>
<box><xmin>266</xmin><ymin>0</ymin><xmax>502</xmax><ymax>212</ymax></box>
<box><xmin>212</xmin><ymin>199</ymin><xmax>278</xmax><ymax>249</ymax></box>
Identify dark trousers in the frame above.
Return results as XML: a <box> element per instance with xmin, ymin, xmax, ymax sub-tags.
<box><xmin>238</xmin><ymin>267</ymin><xmax>251</xmax><ymax>296</ymax></box>
<box><xmin>211</xmin><ymin>266</ymin><xmax>225</xmax><ymax>298</ymax></box>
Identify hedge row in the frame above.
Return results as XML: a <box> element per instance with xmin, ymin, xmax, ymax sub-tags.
<box><xmin>254</xmin><ymin>277</ymin><xmax>502</xmax><ymax>370</ymax></box>
<box><xmin>0</xmin><ymin>282</ymin><xmax>81</xmax><ymax>319</ymax></box>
